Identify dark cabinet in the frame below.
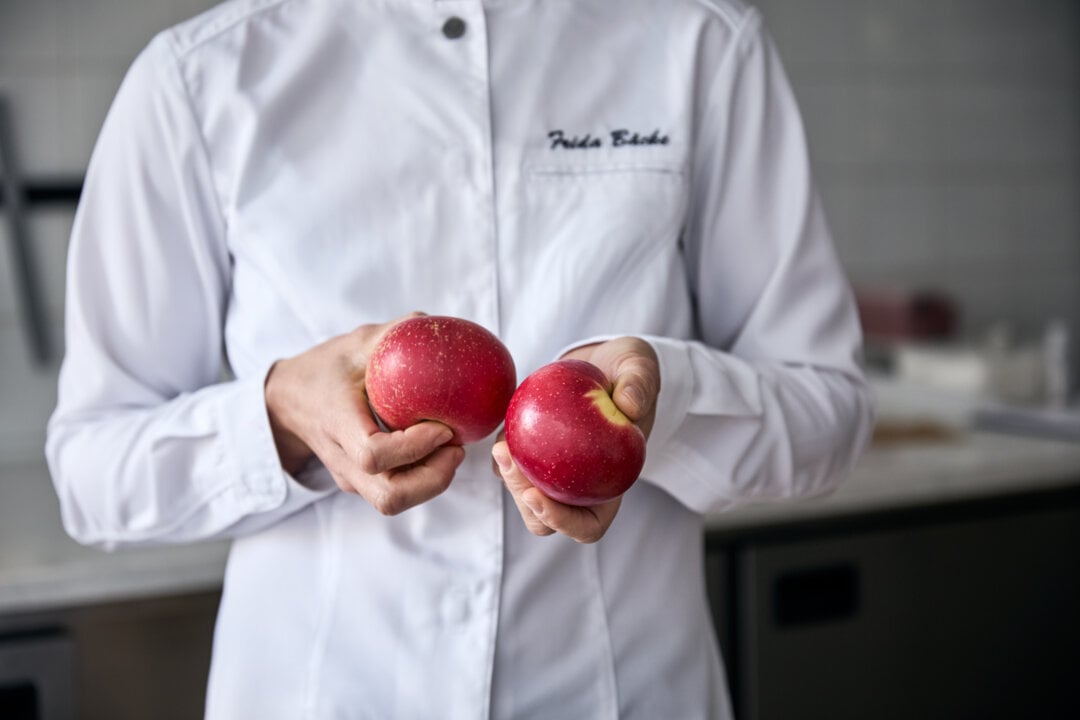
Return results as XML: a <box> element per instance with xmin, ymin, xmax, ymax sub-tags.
<box><xmin>707</xmin><ymin>500</ymin><xmax>1080</xmax><ymax>720</ymax></box>
<box><xmin>0</xmin><ymin>631</ymin><xmax>75</xmax><ymax>720</ymax></box>
<box><xmin>0</xmin><ymin>591</ymin><xmax>219</xmax><ymax>720</ymax></box>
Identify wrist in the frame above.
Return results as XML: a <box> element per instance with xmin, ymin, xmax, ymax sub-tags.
<box><xmin>265</xmin><ymin>360</ymin><xmax>315</xmax><ymax>475</ymax></box>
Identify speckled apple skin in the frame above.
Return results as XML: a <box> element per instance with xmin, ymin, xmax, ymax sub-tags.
<box><xmin>505</xmin><ymin>359</ymin><xmax>646</xmax><ymax>506</ymax></box>
<box><xmin>366</xmin><ymin>316</ymin><xmax>517</xmax><ymax>444</ymax></box>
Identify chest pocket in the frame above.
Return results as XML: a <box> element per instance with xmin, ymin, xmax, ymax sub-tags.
<box><xmin>504</xmin><ymin>146</ymin><xmax>690</xmax><ymax>346</ymax></box>
<box><xmin>526</xmin><ymin>143</ymin><xmax>685</xmax><ymax>181</ymax></box>
<box><xmin>520</xmin><ymin>146</ymin><xmax>688</xmax><ymax>282</ymax></box>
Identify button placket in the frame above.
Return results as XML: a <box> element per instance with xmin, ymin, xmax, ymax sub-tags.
<box><xmin>431</xmin><ymin>3</ymin><xmax>502</xmax><ymax>341</ymax></box>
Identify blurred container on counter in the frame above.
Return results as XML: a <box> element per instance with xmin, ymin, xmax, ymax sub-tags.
<box><xmin>855</xmin><ymin>286</ymin><xmax>959</xmax><ymax>345</ymax></box>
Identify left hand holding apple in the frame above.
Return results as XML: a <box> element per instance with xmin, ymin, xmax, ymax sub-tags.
<box><xmin>491</xmin><ymin>336</ymin><xmax>660</xmax><ymax>543</ymax></box>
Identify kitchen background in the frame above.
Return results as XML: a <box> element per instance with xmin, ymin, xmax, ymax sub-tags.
<box><xmin>1</xmin><ymin>1</ymin><xmax>1079</xmax><ymax>719</ymax></box>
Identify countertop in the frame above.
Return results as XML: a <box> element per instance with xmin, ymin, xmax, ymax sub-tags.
<box><xmin>0</xmin><ymin>461</ymin><xmax>230</xmax><ymax>616</ymax></box>
<box><xmin>3</xmin><ymin>431</ymin><xmax>1080</xmax><ymax>616</ymax></box>
<box><xmin>704</xmin><ymin>430</ymin><xmax>1080</xmax><ymax>536</ymax></box>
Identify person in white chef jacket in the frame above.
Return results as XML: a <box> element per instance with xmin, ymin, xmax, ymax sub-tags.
<box><xmin>46</xmin><ymin>0</ymin><xmax>874</xmax><ymax>717</ymax></box>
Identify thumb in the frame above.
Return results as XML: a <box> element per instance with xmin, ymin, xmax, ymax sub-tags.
<box><xmin>610</xmin><ymin>354</ymin><xmax>658</xmax><ymax>423</ymax></box>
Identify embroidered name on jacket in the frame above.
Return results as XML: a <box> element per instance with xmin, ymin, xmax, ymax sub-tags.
<box><xmin>548</xmin><ymin>129</ymin><xmax>670</xmax><ymax>150</ymax></box>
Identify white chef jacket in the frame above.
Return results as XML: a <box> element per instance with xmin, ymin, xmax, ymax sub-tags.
<box><xmin>46</xmin><ymin>0</ymin><xmax>874</xmax><ymax>717</ymax></box>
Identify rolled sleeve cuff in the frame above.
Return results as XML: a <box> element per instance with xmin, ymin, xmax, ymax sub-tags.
<box><xmin>639</xmin><ymin>335</ymin><xmax>695</xmax><ymax>456</ymax></box>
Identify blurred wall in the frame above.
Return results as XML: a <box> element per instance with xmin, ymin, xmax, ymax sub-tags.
<box><xmin>756</xmin><ymin>0</ymin><xmax>1080</xmax><ymax>338</ymax></box>
<box><xmin>0</xmin><ymin>0</ymin><xmax>219</xmax><ymax>463</ymax></box>
<box><xmin>1</xmin><ymin>0</ymin><xmax>1078</xmax><ymax>462</ymax></box>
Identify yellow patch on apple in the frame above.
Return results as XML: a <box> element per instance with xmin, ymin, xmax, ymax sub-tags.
<box><xmin>586</xmin><ymin>388</ymin><xmax>632</xmax><ymax>426</ymax></box>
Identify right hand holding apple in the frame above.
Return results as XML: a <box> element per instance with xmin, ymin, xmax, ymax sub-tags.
<box><xmin>491</xmin><ymin>336</ymin><xmax>660</xmax><ymax>543</ymax></box>
<box><xmin>264</xmin><ymin>314</ymin><xmax>465</xmax><ymax>516</ymax></box>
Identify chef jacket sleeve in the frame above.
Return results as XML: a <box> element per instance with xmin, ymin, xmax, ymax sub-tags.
<box><xmin>45</xmin><ymin>37</ymin><xmax>336</xmax><ymax>550</ymax></box>
<box><xmin>638</xmin><ymin>12</ymin><xmax>874</xmax><ymax>514</ymax></box>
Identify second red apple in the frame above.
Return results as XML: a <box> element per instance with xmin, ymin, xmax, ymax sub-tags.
<box><xmin>504</xmin><ymin>359</ymin><xmax>646</xmax><ymax>506</ymax></box>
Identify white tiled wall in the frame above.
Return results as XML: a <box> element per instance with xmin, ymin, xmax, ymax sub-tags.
<box><xmin>0</xmin><ymin>0</ymin><xmax>219</xmax><ymax>463</ymax></box>
<box><xmin>0</xmin><ymin>0</ymin><xmax>1078</xmax><ymax>462</ymax></box>
<box><xmin>756</xmin><ymin>0</ymin><xmax>1080</xmax><ymax>338</ymax></box>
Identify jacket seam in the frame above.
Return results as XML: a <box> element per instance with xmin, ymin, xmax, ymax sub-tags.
<box><xmin>684</xmin><ymin>6</ymin><xmax>765</xmax><ymax>310</ymax></box>
<box><xmin>165</xmin><ymin>0</ymin><xmax>303</xmax><ymax>60</ymax></box>
<box><xmin>589</xmin><ymin>544</ymin><xmax>621</xmax><ymax>719</ymax></box>
<box><xmin>689</xmin><ymin>0</ymin><xmax>751</xmax><ymax>32</ymax></box>
<box><xmin>301</xmin><ymin>498</ymin><xmax>345</xmax><ymax>717</ymax></box>
<box><xmin>154</xmin><ymin>36</ymin><xmax>233</xmax><ymax>296</ymax></box>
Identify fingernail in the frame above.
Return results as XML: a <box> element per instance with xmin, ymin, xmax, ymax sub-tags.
<box><xmin>624</xmin><ymin>385</ymin><xmax>644</xmax><ymax>411</ymax></box>
<box><xmin>437</xmin><ymin>427</ymin><xmax>454</xmax><ymax>445</ymax></box>
<box><xmin>523</xmin><ymin>494</ymin><xmax>544</xmax><ymax>516</ymax></box>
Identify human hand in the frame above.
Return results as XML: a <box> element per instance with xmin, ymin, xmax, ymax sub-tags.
<box><xmin>491</xmin><ymin>336</ymin><xmax>660</xmax><ymax>543</ymax></box>
<box><xmin>559</xmin><ymin>336</ymin><xmax>660</xmax><ymax>441</ymax></box>
<box><xmin>264</xmin><ymin>313</ymin><xmax>465</xmax><ymax>515</ymax></box>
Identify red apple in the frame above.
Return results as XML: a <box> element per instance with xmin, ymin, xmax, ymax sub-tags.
<box><xmin>366</xmin><ymin>316</ymin><xmax>516</xmax><ymax>444</ymax></box>
<box><xmin>504</xmin><ymin>359</ymin><xmax>646</xmax><ymax>506</ymax></box>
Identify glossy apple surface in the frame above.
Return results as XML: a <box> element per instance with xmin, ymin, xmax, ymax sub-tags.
<box><xmin>504</xmin><ymin>359</ymin><xmax>646</xmax><ymax>506</ymax></box>
<box><xmin>366</xmin><ymin>316</ymin><xmax>517</xmax><ymax>444</ymax></box>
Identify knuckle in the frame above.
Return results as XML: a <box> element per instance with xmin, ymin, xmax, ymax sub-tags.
<box><xmin>527</xmin><ymin>521</ymin><xmax>553</xmax><ymax>536</ymax></box>
<box><xmin>352</xmin><ymin>322</ymin><xmax>380</xmax><ymax>339</ymax></box>
<box><xmin>613</xmin><ymin>352</ymin><xmax>643</xmax><ymax>376</ymax></box>
<box><xmin>434</xmin><ymin>469</ymin><xmax>454</xmax><ymax>493</ymax></box>
<box><xmin>445</xmin><ymin>447</ymin><xmax>467</xmax><ymax>472</ymax></box>
<box><xmin>616</xmin><ymin>340</ymin><xmax>657</xmax><ymax>369</ymax></box>
<box><xmin>578</xmin><ymin>528</ymin><xmax>604</xmax><ymax>546</ymax></box>
<box><xmin>416</xmin><ymin>463</ymin><xmax>454</xmax><ymax>500</ymax></box>
<box><xmin>357</xmin><ymin>444</ymin><xmax>381</xmax><ymax>475</ymax></box>
<box><xmin>631</xmin><ymin>357</ymin><xmax>659</xmax><ymax>383</ymax></box>
<box><xmin>577</xmin><ymin>527</ymin><xmax>604</xmax><ymax>544</ymax></box>
<box><xmin>371</xmin><ymin>488</ymin><xmax>403</xmax><ymax>516</ymax></box>
<box><xmin>324</xmin><ymin>463</ymin><xmax>357</xmax><ymax>494</ymax></box>
<box><xmin>332</xmin><ymin>476</ymin><xmax>357</xmax><ymax>494</ymax></box>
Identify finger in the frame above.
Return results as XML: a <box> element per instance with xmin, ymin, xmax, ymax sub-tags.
<box><xmin>522</xmin><ymin>487</ymin><xmax>622</xmax><ymax>544</ymax></box>
<box><xmin>492</xmin><ymin>442</ymin><xmax>555</xmax><ymax>536</ymax></box>
<box><xmin>559</xmin><ymin>342</ymin><xmax>599</xmax><ymax>363</ymax></box>
<box><xmin>561</xmin><ymin>339</ymin><xmax>659</xmax><ymax>423</ymax></box>
<box><xmin>489</xmin><ymin>430</ymin><xmax>507</xmax><ymax>478</ymax></box>
<box><xmin>321</xmin><ymin>437</ymin><xmax>362</xmax><ymax>495</ymax></box>
<box><xmin>375</xmin><ymin>310</ymin><xmax>428</xmax><ymax>345</ymax></box>
<box><xmin>607</xmin><ymin>350</ymin><xmax>659</xmax><ymax>423</ymax></box>
<box><xmin>362</xmin><ymin>445</ymin><xmax>466</xmax><ymax>516</ymax></box>
<box><xmin>358</xmin><ymin>420</ymin><xmax>454</xmax><ymax>475</ymax></box>
<box><xmin>350</xmin><ymin>310</ymin><xmax>430</xmax><ymax>362</ymax></box>
<box><xmin>492</xmin><ymin>441</ymin><xmax>532</xmax><ymax>495</ymax></box>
